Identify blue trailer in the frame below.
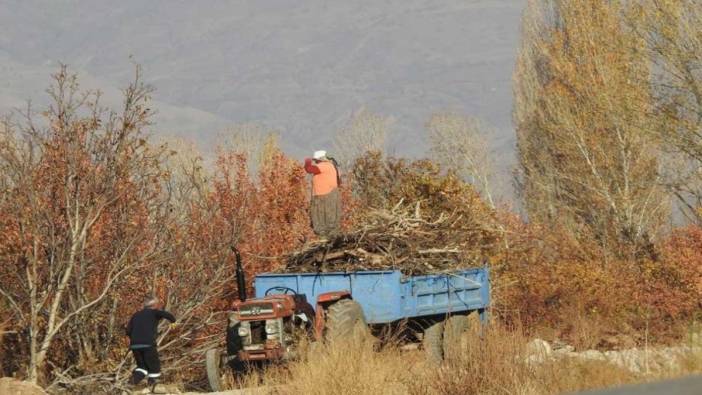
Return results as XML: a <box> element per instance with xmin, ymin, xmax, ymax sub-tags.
<box><xmin>254</xmin><ymin>268</ymin><xmax>490</xmax><ymax>324</ymax></box>
<box><xmin>206</xmin><ymin>251</ymin><xmax>490</xmax><ymax>391</ymax></box>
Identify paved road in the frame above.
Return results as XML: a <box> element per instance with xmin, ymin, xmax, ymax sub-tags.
<box><xmin>577</xmin><ymin>375</ymin><xmax>702</xmax><ymax>395</ymax></box>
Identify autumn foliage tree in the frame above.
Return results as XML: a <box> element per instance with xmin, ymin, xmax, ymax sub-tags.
<box><xmin>631</xmin><ymin>0</ymin><xmax>702</xmax><ymax>223</ymax></box>
<box><xmin>514</xmin><ymin>0</ymin><xmax>667</xmax><ymax>258</ymax></box>
<box><xmin>0</xmin><ymin>69</ymin><xmax>315</xmax><ymax>389</ymax></box>
<box><xmin>0</xmin><ymin>66</ymin><xmax>169</xmax><ymax>384</ymax></box>
<box><xmin>208</xmin><ymin>139</ymin><xmax>312</xmax><ymax>279</ymax></box>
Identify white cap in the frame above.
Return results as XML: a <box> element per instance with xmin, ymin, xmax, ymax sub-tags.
<box><xmin>313</xmin><ymin>150</ymin><xmax>327</xmax><ymax>160</ymax></box>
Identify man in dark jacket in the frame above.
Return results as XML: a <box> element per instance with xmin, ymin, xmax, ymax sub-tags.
<box><xmin>126</xmin><ymin>295</ymin><xmax>176</xmax><ymax>386</ymax></box>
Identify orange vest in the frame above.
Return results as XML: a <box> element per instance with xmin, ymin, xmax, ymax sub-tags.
<box><xmin>312</xmin><ymin>161</ymin><xmax>339</xmax><ymax>196</ymax></box>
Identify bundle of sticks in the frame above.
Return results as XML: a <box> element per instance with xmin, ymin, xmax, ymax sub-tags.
<box><xmin>279</xmin><ymin>202</ymin><xmax>486</xmax><ymax>275</ymax></box>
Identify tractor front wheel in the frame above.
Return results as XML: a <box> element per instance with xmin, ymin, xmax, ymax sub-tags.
<box><xmin>205</xmin><ymin>348</ymin><xmax>228</xmax><ymax>391</ymax></box>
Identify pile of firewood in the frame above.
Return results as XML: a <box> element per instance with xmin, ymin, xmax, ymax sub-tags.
<box><xmin>279</xmin><ymin>202</ymin><xmax>489</xmax><ymax>275</ymax></box>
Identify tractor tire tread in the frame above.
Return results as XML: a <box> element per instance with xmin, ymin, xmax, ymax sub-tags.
<box><xmin>443</xmin><ymin>314</ymin><xmax>470</xmax><ymax>358</ymax></box>
<box><xmin>423</xmin><ymin>320</ymin><xmax>444</xmax><ymax>364</ymax></box>
<box><xmin>205</xmin><ymin>348</ymin><xmax>223</xmax><ymax>392</ymax></box>
<box><xmin>325</xmin><ymin>299</ymin><xmax>367</xmax><ymax>341</ymax></box>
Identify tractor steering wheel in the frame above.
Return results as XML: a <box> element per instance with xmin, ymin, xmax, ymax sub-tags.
<box><xmin>264</xmin><ymin>286</ymin><xmax>298</xmax><ymax>296</ymax></box>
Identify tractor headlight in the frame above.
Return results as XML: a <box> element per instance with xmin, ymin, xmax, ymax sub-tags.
<box><xmin>265</xmin><ymin>319</ymin><xmax>280</xmax><ymax>335</ymax></box>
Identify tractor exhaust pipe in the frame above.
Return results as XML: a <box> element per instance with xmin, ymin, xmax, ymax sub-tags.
<box><xmin>232</xmin><ymin>246</ymin><xmax>246</xmax><ymax>302</ymax></box>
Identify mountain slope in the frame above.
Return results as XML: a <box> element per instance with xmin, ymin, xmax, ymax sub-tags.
<box><xmin>0</xmin><ymin>0</ymin><xmax>525</xmax><ymax>189</ymax></box>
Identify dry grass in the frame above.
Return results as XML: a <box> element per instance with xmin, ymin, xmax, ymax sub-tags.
<box><xmin>407</xmin><ymin>325</ymin><xmax>637</xmax><ymax>395</ymax></box>
<box><xmin>283</xmin><ymin>335</ymin><xmax>410</xmax><ymax>395</ymax></box>
<box><xmin>227</xmin><ymin>323</ymin><xmax>702</xmax><ymax>395</ymax></box>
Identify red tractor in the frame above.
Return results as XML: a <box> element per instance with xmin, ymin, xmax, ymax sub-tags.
<box><xmin>205</xmin><ymin>249</ymin><xmax>366</xmax><ymax>391</ymax></box>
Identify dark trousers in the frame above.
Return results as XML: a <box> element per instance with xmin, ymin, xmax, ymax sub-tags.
<box><xmin>311</xmin><ymin>188</ymin><xmax>342</xmax><ymax>237</ymax></box>
<box><xmin>130</xmin><ymin>346</ymin><xmax>161</xmax><ymax>384</ymax></box>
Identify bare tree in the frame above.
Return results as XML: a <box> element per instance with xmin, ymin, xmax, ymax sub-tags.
<box><xmin>427</xmin><ymin>113</ymin><xmax>497</xmax><ymax>208</ymax></box>
<box><xmin>219</xmin><ymin>123</ymin><xmax>280</xmax><ymax>174</ymax></box>
<box><xmin>333</xmin><ymin>108</ymin><xmax>392</xmax><ymax>168</ymax></box>
<box><xmin>162</xmin><ymin>137</ymin><xmax>211</xmax><ymax>204</ymax></box>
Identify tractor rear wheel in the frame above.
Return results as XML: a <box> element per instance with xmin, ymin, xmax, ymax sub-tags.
<box><xmin>205</xmin><ymin>348</ymin><xmax>227</xmax><ymax>391</ymax></box>
<box><xmin>423</xmin><ymin>320</ymin><xmax>445</xmax><ymax>364</ymax></box>
<box><xmin>325</xmin><ymin>299</ymin><xmax>368</xmax><ymax>341</ymax></box>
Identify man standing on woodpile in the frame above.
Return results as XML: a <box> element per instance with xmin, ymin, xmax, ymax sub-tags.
<box><xmin>304</xmin><ymin>150</ymin><xmax>342</xmax><ymax>238</ymax></box>
<box><xmin>126</xmin><ymin>295</ymin><xmax>176</xmax><ymax>389</ymax></box>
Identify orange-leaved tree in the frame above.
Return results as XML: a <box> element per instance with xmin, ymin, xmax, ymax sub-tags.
<box><xmin>207</xmin><ymin>138</ymin><xmax>313</xmax><ymax>290</ymax></box>
<box><xmin>0</xmin><ymin>66</ymin><xmax>168</xmax><ymax>384</ymax></box>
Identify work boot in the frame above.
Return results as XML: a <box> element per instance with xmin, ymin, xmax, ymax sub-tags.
<box><xmin>130</xmin><ymin>369</ymin><xmax>147</xmax><ymax>385</ymax></box>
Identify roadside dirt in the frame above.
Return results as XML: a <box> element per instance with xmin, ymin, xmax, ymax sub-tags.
<box><xmin>525</xmin><ymin>338</ymin><xmax>701</xmax><ymax>374</ymax></box>
<box><xmin>0</xmin><ymin>378</ymin><xmax>47</xmax><ymax>395</ymax></box>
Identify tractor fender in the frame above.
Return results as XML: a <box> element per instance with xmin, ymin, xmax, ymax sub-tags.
<box><xmin>316</xmin><ymin>291</ymin><xmax>352</xmax><ymax>304</ymax></box>
<box><xmin>314</xmin><ymin>291</ymin><xmax>352</xmax><ymax>339</ymax></box>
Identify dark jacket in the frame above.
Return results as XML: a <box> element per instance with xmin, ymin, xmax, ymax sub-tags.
<box><xmin>126</xmin><ymin>308</ymin><xmax>176</xmax><ymax>346</ymax></box>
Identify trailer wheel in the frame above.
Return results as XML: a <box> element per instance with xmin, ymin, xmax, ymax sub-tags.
<box><xmin>423</xmin><ymin>320</ymin><xmax>445</xmax><ymax>364</ymax></box>
<box><xmin>325</xmin><ymin>299</ymin><xmax>367</xmax><ymax>341</ymax></box>
<box><xmin>205</xmin><ymin>348</ymin><xmax>228</xmax><ymax>391</ymax></box>
<box><xmin>443</xmin><ymin>314</ymin><xmax>470</xmax><ymax>360</ymax></box>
